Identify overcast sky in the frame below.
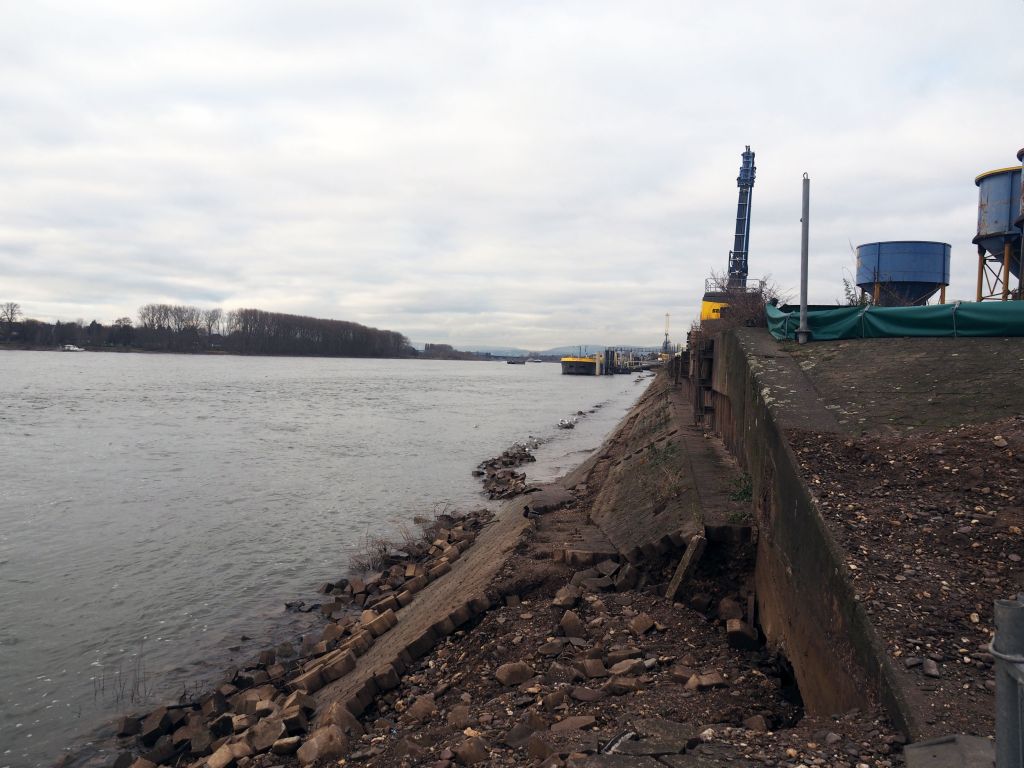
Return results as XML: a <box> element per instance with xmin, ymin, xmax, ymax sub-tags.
<box><xmin>2</xmin><ymin>1</ymin><xmax>1022</xmax><ymax>349</ymax></box>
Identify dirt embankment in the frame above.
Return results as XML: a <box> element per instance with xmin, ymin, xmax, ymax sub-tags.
<box><xmin>85</xmin><ymin>372</ymin><xmax>905</xmax><ymax>768</ymax></box>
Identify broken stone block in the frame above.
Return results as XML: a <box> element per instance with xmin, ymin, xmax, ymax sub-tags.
<box><xmin>743</xmin><ymin>715</ymin><xmax>768</xmax><ymax>732</ymax></box>
<box><xmin>201</xmin><ymin>693</ymin><xmax>228</xmax><ymax>719</ymax></box>
<box><xmin>447</xmin><ymin>704</ymin><xmax>472</xmax><ymax>729</ymax></box>
<box><xmin>538</xmin><ymin>690</ymin><xmax>566</xmax><ymax>714</ymax></box>
<box><xmin>559</xmin><ymin>610</ymin><xmax>587</xmax><ymax>638</ymax></box>
<box><xmin>139</xmin><ymin>707</ymin><xmax>171</xmax><ymax>747</ymax></box>
<box><xmin>321</xmin><ymin>650</ymin><xmax>357</xmax><ymax>682</ymax></box>
<box><xmin>270</xmin><ymin>736</ymin><xmax>300</xmax><ymax>755</ymax></box>
<box><xmin>454</xmin><ymin>735</ymin><xmax>489</xmax><ymax>765</ymax></box>
<box><xmin>116</xmin><ymin>715</ymin><xmax>141</xmax><ymax>738</ymax></box>
<box><xmin>247</xmin><ymin>717</ymin><xmax>286</xmax><ymax>753</ymax></box>
<box><xmin>449</xmin><ymin>603</ymin><xmax>472</xmax><ymax>627</ymax></box>
<box><xmin>615</xmin><ymin>563</ymin><xmax>640</xmax><ymax>590</ymax></box>
<box><xmin>281</xmin><ymin>691</ymin><xmax>316</xmax><ymax>715</ymax></box>
<box><xmin>287</xmin><ymin>667</ymin><xmax>325</xmax><ymax>694</ymax></box>
<box><xmin>527</xmin><ymin>733</ymin><xmax>556</xmax><ymax>760</ymax></box>
<box><xmin>373</xmin><ymin>665</ymin><xmax>401</xmax><ymax>692</ymax></box>
<box><xmin>694</xmin><ymin>671</ymin><xmax>728</xmax><ymax>689</ymax></box>
<box><xmin>609</xmin><ymin>658</ymin><xmax>646</xmax><ymax>676</ymax></box>
<box><xmin>604</xmin><ymin>675</ymin><xmax>643</xmax><ymax>695</ymax></box>
<box><xmin>428</xmin><ymin>560</ymin><xmax>452</xmax><ymax>580</ymax></box>
<box><xmin>495</xmin><ymin>661</ymin><xmax>534</xmax><ymax>686</ymax></box>
<box><xmin>606</xmin><ymin>646</ymin><xmax>642</xmax><ymax>665</ymax></box>
<box><xmin>551</xmin><ymin>715</ymin><xmax>596</xmax><ymax>733</ymax></box>
<box><xmin>406</xmin><ymin>628</ymin><xmax>436</xmax><ymax>660</ymax></box>
<box><xmin>405</xmin><ymin>695</ymin><xmax>436</xmax><ymax>722</ymax></box>
<box><xmin>579</xmin><ymin>658</ymin><xmax>607</xmax><ymax>678</ymax></box>
<box><xmin>717</xmin><ymin>597</ymin><xmax>743</xmax><ymax>621</ymax></box>
<box><xmin>296</xmin><ymin>725</ymin><xmax>349</xmax><ymax>765</ymax></box>
<box><xmin>552</xmin><ymin>585</ymin><xmax>580</xmax><ymax>608</ymax></box>
<box><xmin>321</xmin><ymin>623</ymin><xmax>344</xmax><ymax>645</ymax></box>
<box><xmin>725</xmin><ymin>619</ymin><xmax>759</xmax><ymax>650</ymax></box>
<box><xmin>538</xmin><ymin>639</ymin><xmax>566</xmax><ymax>656</ymax></box>
<box><xmin>571</xmin><ymin>687</ymin><xmax>606</xmax><ymax>703</ymax></box>
<box><xmin>281</xmin><ymin>707</ymin><xmax>309</xmax><ymax>735</ymax></box>
<box><xmin>432</xmin><ymin>616</ymin><xmax>457</xmax><ymax>637</ymax></box>
<box><xmin>366</xmin><ymin>610</ymin><xmax>397</xmax><ymax>638</ymax></box>
<box><xmin>628</xmin><ymin>613</ymin><xmax>656</xmax><ymax>636</ymax></box>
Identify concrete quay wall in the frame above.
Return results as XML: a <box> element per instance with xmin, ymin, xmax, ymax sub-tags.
<box><xmin>709</xmin><ymin>328</ymin><xmax>918</xmax><ymax>738</ymax></box>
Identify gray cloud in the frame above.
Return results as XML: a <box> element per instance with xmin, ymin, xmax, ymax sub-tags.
<box><xmin>1</xmin><ymin>1</ymin><xmax>1022</xmax><ymax>348</ymax></box>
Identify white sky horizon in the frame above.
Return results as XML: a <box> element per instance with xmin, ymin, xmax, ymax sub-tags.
<box><xmin>3</xmin><ymin>1</ymin><xmax>1023</xmax><ymax>349</ymax></box>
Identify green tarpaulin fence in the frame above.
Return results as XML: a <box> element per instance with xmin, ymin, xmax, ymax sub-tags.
<box><xmin>766</xmin><ymin>301</ymin><xmax>1024</xmax><ymax>341</ymax></box>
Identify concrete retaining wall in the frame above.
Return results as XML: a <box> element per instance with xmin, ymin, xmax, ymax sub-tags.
<box><xmin>711</xmin><ymin>328</ymin><xmax>917</xmax><ymax>737</ymax></box>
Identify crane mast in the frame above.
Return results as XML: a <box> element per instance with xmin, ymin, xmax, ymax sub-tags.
<box><xmin>728</xmin><ymin>146</ymin><xmax>756</xmax><ymax>289</ymax></box>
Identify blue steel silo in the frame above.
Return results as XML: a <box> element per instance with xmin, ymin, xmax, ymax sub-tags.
<box><xmin>1016</xmin><ymin>148</ymin><xmax>1024</xmax><ymax>229</ymax></box>
<box><xmin>974</xmin><ymin>165</ymin><xmax>1022</xmax><ymax>300</ymax></box>
<box><xmin>855</xmin><ymin>241</ymin><xmax>951</xmax><ymax>306</ymax></box>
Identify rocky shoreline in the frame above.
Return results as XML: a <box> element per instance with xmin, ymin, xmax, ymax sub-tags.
<box><xmin>59</xmin><ymin>375</ymin><xmax>911</xmax><ymax>768</ymax></box>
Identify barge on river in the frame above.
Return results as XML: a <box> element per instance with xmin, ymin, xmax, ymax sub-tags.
<box><xmin>560</xmin><ymin>354</ymin><xmax>603</xmax><ymax>375</ymax></box>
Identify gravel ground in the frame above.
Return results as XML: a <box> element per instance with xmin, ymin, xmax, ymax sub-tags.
<box><xmin>789</xmin><ymin>415</ymin><xmax>1024</xmax><ymax>740</ymax></box>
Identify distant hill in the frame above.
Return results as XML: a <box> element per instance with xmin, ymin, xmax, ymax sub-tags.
<box><xmin>420</xmin><ymin>342</ymin><xmax>662</xmax><ymax>357</ymax></box>
<box><xmin>455</xmin><ymin>344</ymin><xmax>531</xmax><ymax>357</ymax></box>
<box><xmin>537</xmin><ymin>345</ymin><xmax>607</xmax><ymax>357</ymax></box>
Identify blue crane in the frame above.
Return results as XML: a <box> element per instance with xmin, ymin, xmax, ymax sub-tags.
<box><xmin>728</xmin><ymin>146</ymin><xmax>756</xmax><ymax>289</ymax></box>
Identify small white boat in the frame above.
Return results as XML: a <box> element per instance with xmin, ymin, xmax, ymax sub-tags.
<box><xmin>61</xmin><ymin>344</ymin><xmax>85</xmax><ymax>352</ymax></box>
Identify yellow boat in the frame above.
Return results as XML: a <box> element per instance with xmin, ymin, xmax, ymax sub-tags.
<box><xmin>560</xmin><ymin>355</ymin><xmax>601</xmax><ymax>375</ymax></box>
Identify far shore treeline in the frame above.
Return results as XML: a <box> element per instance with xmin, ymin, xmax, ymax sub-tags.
<box><xmin>0</xmin><ymin>302</ymin><xmax>415</xmax><ymax>358</ymax></box>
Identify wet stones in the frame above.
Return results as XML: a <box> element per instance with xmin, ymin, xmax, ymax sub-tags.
<box><xmin>475</xmin><ymin>442</ymin><xmax>537</xmax><ymax>498</ymax></box>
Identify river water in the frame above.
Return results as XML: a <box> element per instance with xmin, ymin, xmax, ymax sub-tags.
<box><xmin>0</xmin><ymin>351</ymin><xmax>649</xmax><ymax>766</ymax></box>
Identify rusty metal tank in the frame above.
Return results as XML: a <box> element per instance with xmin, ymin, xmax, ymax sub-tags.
<box><xmin>1016</xmin><ymin>147</ymin><xmax>1024</xmax><ymax>228</ymax></box>
<box><xmin>974</xmin><ymin>165</ymin><xmax>1022</xmax><ymax>279</ymax></box>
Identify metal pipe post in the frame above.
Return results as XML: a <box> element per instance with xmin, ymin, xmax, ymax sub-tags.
<box><xmin>796</xmin><ymin>174</ymin><xmax>811</xmax><ymax>344</ymax></box>
<box><xmin>992</xmin><ymin>594</ymin><xmax>1024</xmax><ymax>767</ymax></box>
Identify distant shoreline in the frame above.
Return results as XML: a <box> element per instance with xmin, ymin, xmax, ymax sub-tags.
<box><xmin>0</xmin><ymin>343</ymin><xmax>535</xmax><ymax>362</ymax></box>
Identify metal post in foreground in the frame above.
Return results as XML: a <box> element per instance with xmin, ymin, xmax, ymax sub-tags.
<box><xmin>796</xmin><ymin>173</ymin><xmax>811</xmax><ymax>344</ymax></box>
<box><xmin>992</xmin><ymin>593</ymin><xmax>1024</xmax><ymax>767</ymax></box>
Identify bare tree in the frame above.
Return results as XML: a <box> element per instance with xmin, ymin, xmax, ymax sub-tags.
<box><xmin>699</xmin><ymin>273</ymin><xmax>788</xmax><ymax>334</ymax></box>
<box><xmin>1</xmin><ymin>302</ymin><xmax>21</xmax><ymax>340</ymax></box>
<box><xmin>202</xmin><ymin>308</ymin><xmax>223</xmax><ymax>336</ymax></box>
<box><xmin>1</xmin><ymin>302</ymin><xmax>21</xmax><ymax>324</ymax></box>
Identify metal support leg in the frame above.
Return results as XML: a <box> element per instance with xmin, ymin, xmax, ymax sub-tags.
<box><xmin>978</xmin><ymin>247</ymin><xmax>986</xmax><ymax>302</ymax></box>
<box><xmin>1003</xmin><ymin>243</ymin><xmax>1012</xmax><ymax>301</ymax></box>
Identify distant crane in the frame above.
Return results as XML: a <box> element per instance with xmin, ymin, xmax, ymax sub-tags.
<box><xmin>661</xmin><ymin>313</ymin><xmax>671</xmax><ymax>354</ymax></box>
<box><xmin>701</xmin><ymin>145</ymin><xmax>758</xmax><ymax>320</ymax></box>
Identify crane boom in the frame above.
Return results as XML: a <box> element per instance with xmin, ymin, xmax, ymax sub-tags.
<box><xmin>728</xmin><ymin>146</ymin><xmax>756</xmax><ymax>289</ymax></box>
